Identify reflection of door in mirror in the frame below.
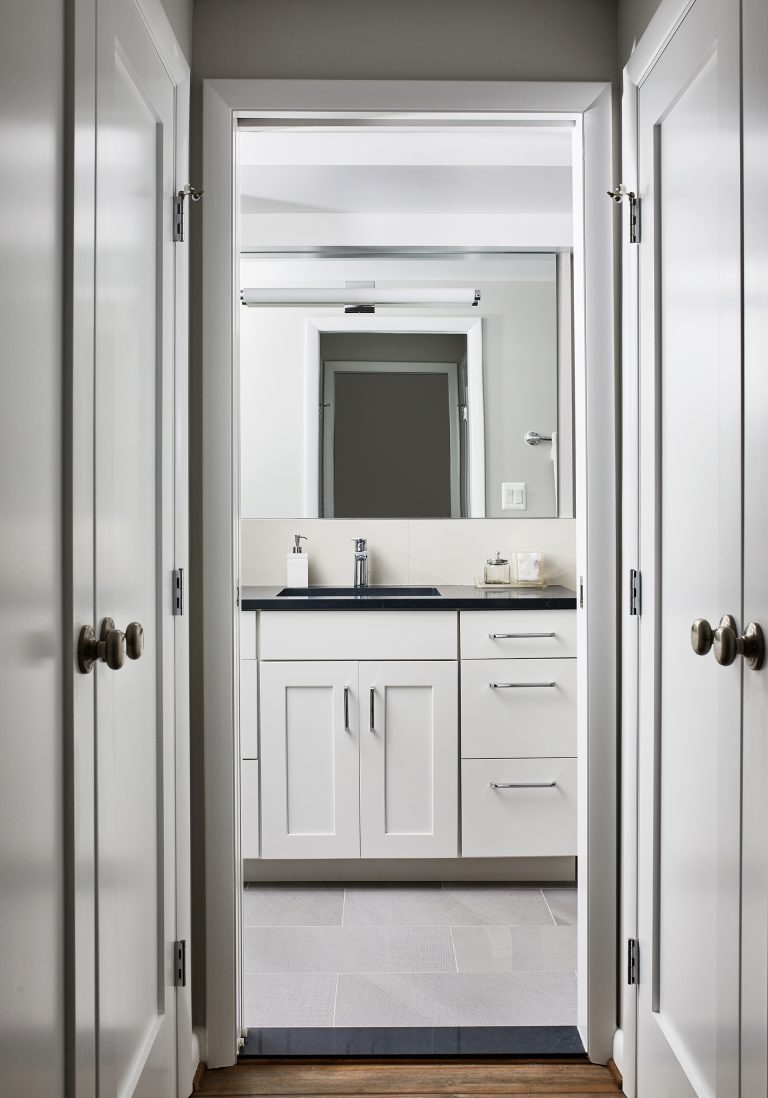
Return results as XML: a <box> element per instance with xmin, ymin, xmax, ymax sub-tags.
<box><xmin>322</xmin><ymin>360</ymin><xmax>461</xmax><ymax>518</ymax></box>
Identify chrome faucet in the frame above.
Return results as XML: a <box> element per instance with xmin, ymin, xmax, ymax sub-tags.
<box><xmin>352</xmin><ymin>538</ymin><xmax>368</xmax><ymax>588</ymax></box>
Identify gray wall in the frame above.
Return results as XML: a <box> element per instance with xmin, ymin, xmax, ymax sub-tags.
<box><xmin>189</xmin><ymin>0</ymin><xmax>619</xmax><ymax>1027</ymax></box>
<box><xmin>159</xmin><ymin>0</ymin><xmax>193</xmax><ymax>59</ymax></box>
<box><xmin>618</xmin><ymin>0</ymin><xmax>664</xmax><ymax>64</ymax></box>
<box><xmin>0</xmin><ymin>3</ymin><xmax>65</xmax><ymax>1094</ymax></box>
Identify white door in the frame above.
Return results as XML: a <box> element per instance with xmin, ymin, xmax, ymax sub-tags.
<box><xmin>359</xmin><ymin>661</ymin><xmax>458</xmax><ymax>858</ymax></box>
<box><xmin>636</xmin><ymin>0</ymin><xmax>743</xmax><ymax>1094</ymax></box>
<box><xmin>260</xmin><ymin>662</ymin><xmax>360</xmax><ymax>858</ymax></box>
<box><xmin>94</xmin><ymin>0</ymin><xmax>179</xmax><ymax>1094</ymax></box>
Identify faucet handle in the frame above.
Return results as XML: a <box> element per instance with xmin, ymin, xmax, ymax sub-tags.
<box><xmin>352</xmin><ymin>537</ymin><xmax>367</xmax><ymax>552</ymax></box>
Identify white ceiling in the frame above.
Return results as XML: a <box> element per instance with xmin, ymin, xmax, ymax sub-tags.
<box><xmin>238</xmin><ymin>128</ymin><xmax>573</xmax><ymax>217</ymax></box>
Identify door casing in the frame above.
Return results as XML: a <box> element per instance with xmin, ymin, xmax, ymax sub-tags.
<box><xmin>201</xmin><ymin>79</ymin><xmax>617</xmax><ymax>1067</ymax></box>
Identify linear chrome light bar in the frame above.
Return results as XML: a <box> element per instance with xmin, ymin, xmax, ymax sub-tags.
<box><xmin>240</xmin><ymin>286</ymin><xmax>481</xmax><ymax>308</ymax></box>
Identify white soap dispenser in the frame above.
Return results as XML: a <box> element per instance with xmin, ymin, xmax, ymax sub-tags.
<box><xmin>287</xmin><ymin>534</ymin><xmax>309</xmax><ymax>588</ymax></box>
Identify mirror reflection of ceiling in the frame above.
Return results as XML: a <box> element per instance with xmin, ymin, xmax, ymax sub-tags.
<box><xmin>238</xmin><ymin>128</ymin><xmax>574</xmax><ymax>249</ymax></box>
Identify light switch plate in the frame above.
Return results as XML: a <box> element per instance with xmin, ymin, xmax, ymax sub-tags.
<box><xmin>502</xmin><ymin>481</ymin><xmax>527</xmax><ymax>510</ymax></box>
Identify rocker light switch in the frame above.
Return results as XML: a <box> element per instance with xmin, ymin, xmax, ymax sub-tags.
<box><xmin>502</xmin><ymin>482</ymin><xmax>527</xmax><ymax>510</ymax></box>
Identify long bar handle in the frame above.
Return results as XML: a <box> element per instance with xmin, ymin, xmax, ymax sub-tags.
<box><xmin>490</xmin><ymin>681</ymin><xmax>556</xmax><ymax>689</ymax></box>
<box><xmin>490</xmin><ymin>781</ymin><xmax>557</xmax><ymax>789</ymax></box>
<box><xmin>369</xmin><ymin>687</ymin><xmax>375</xmax><ymax>733</ymax></box>
<box><xmin>488</xmin><ymin>632</ymin><xmax>556</xmax><ymax>640</ymax></box>
<box><xmin>344</xmin><ymin>686</ymin><xmax>350</xmax><ymax>732</ymax></box>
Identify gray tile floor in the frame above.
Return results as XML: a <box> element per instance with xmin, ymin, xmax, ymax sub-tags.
<box><xmin>242</xmin><ymin>884</ymin><xmax>577</xmax><ymax>1028</ymax></box>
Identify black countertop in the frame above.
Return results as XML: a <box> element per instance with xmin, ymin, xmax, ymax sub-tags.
<box><xmin>241</xmin><ymin>584</ymin><xmax>577</xmax><ymax>612</ymax></box>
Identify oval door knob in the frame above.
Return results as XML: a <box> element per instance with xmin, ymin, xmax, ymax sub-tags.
<box><xmin>126</xmin><ymin>622</ymin><xmax>144</xmax><ymax>661</ymax></box>
<box><xmin>691</xmin><ymin>619</ymin><xmax>714</xmax><ymax>655</ymax></box>
<box><xmin>714</xmin><ymin>621</ymin><xmax>765</xmax><ymax>671</ymax></box>
<box><xmin>691</xmin><ymin>614</ymin><xmax>737</xmax><ymax>657</ymax></box>
<box><xmin>100</xmin><ymin>617</ymin><xmax>126</xmax><ymax>670</ymax></box>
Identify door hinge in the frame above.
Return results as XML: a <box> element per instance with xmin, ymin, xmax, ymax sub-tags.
<box><xmin>174</xmin><ymin>939</ymin><xmax>187</xmax><ymax>987</ymax></box>
<box><xmin>608</xmin><ymin>185</ymin><xmax>640</xmax><ymax>244</ymax></box>
<box><xmin>630</xmin><ymin>569</ymin><xmax>641</xmax><ymax>616</ymax></box>
<box><xmin>579</xmin><ymin>576</ymin><xmax>585</xmax><ymax>609</ymax></box>
<box><xmin>627</xmin><ymin>938</ymin><xmax>640</xmax><ymax>985</ymax></box>
<box><xmin>173</xmin><ymin>184</ymin><xmax>203</xmax><ymax>243</ymax></box>
<box><xmin>172</xmin><ymin>568</ymin><xmax>184</xmax><ymax>616</ymax></box>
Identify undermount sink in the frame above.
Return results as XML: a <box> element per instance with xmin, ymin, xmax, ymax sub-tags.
<box><xmin>277</xmin><ymin>585</ymin><xmax>441</xmax><ymax>598</ymax></box>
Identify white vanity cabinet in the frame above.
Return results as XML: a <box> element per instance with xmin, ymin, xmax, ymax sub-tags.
<box><xmin>241</xmin><ymin>603</ymin><xmax>577</xmax><ymax>863</ymax></box>
<box><xmin>256</xmin><ymin>612</ymin><xmax>459</xmax><ymax>860</ymax></box>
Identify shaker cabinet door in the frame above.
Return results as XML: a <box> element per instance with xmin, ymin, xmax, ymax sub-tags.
<box><xmin>260</xmin><ymin>662</ymin><xmax>359</xmax><ymax>858</ymax></box>
<box><xmin>359</xmin><ymin>661</ymin><xmax>458</xmax><ymax>858</ymax></box>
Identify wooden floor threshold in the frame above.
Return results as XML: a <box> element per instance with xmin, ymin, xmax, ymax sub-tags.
<box><xmin>195</xmin><ymin>1057</ymin><xmax>625</xmax><ymax>1097</ymax></box>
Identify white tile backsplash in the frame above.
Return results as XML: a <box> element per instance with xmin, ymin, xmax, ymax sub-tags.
<box><xmin>241</xmin><ymin>518</ymin><xmax>576</xmax><ymax>590</ymax></box>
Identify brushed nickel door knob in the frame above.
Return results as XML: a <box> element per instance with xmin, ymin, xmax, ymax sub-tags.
<box><xmin>100</xmin><ymin>617</ymin><xmax>126</xmax><ymax>670</ymax></box>
<box><xmin>691</xmin><ymin>614</ymin><xmax>736</xmax><ymax>657</ymax></box>
<box><xmin>77</xmin><ymin>616</ymin><xmax>131</xmax><ymax>673</ymax></box>
<box><xmin>691</xmin><ymin>619</ymin><xmax>714</xmax><ymax>655</ymax></box>
<box><xmin>713</xmin><ymin>621</ymin><xmax>765</xmax><ymax>670</ymax></box>
<box><xmin>126</xmin><ymin>622</ymin><xmax>144</xmax><ymax>661</ymax></box>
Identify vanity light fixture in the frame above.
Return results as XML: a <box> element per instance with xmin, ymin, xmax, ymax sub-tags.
<box><xmin>240</xmin><ymin>287</ymin><xmax>481</xmax><ymax>311</ymax></box>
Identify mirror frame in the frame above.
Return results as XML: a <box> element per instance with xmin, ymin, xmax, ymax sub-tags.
<box><xmin>305</xmin><ymin>315</ymin><xmax>485</xmax><ymax>516</ymax></box>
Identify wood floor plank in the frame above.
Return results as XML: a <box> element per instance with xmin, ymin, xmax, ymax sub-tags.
<box><xmin>197</xmin><ymin>1060</ymin><xmax>622</xmax><ymax>1096</ymax></box>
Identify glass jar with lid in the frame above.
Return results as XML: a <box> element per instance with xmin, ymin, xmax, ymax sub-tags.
<box><xmin>484</xmin><ymin>551</ymin><xmax>510</xmax><ymax>584</ymax></box>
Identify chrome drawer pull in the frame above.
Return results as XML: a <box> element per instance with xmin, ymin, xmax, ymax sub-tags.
<box><xmin>369</xmin><ymin>686</ymin><xmax>375</xmax><ymax>733</ymax></box>
<box><xmin>489</xmin><ymin>681</ymin><xmax>556</xmax><ymax>689</ymax></box>
<box><xmin>488</xmin><ymin>632</ymin><xmax>556</xmax><ymax>639</ymax></box>
<box><xmin>490</xmin><ymin>781</ymin><xmax>557</xmax><ymax>789</ymax></box>
<box><xmin>344</xmin><ymin>686</ymin><xmax>350</xmax><ymax>732</ymax></box>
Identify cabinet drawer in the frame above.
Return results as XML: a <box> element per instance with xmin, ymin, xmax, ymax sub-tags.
<box><xmin>460</xmin><ymin>610</ymin><xmax>576</xmax><ymax>660</ymax></box>
<box><xmin>461</xmin><ymin>758</ymin><xmax>576</xmax><ymax>857</ymax></box>
<box><xmin>461</xmin><ymin>659</ymin><xmax>576</xmax><ymax>758</ymax></box>
<box><xmin>260</xmin><ymin>611</ymin><xmax>457</xmax><ymax>661</ymax></box>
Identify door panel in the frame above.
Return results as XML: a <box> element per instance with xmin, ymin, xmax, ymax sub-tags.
<box><xmin>636</xmin><ymin>0</ymin><xmax>742</xmax><ymax>1094</ymax></box>
<box><xmin>260</xmin><ymin>662</ymin><xmax>359</xmax><ymax>858</ymax></box>
<box><xmin>95</xmin><ymin>0</ymin><xmax>177</xmax><ymax>1094</ymax></box>
<box><xmin>359</xmin><ymin>661</ymin><xmax>458</xmax><ymax>858</ymax></box>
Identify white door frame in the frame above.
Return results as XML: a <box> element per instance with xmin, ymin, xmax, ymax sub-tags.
<box><xmin>65</xmin><ymin>1</ymin><xmax>193</xmax><ymax>1095</ymax></box>
<box><xmin>201</xmin><ymin>78</ymin><xmax>617</xmax><ymax>1068</ymax></box>
<box><xmin>305</xmin><ymin>315</ymin><xmax>484</xmax><ymax>517</ymax></box>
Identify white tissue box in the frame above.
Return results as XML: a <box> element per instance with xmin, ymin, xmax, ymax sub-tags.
<box><xmin>515</xmin><ymin>552</ymin><xmax>544</xmax><ymax>584</ymax></box>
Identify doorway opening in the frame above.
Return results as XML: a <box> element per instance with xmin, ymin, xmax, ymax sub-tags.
<box><xmin>237</xmin><ymin>121</ymin><xmax>579</xmax><ymax>1058</ymax></box>
<box><xmin>200</xmin><ymin>80</ymin><xmax>616</xmax><ymax>1069</ymax></box>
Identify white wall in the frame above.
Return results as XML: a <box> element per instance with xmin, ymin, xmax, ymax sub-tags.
<box><xmin>241</xmin><ymin>518</ymin><xmax>576</xmax><ymax>590</ymax></box>
<box><xmin>0</xmin><ymin>4</ymin><xmax>65</xmax><ymax>1094</ymax></box>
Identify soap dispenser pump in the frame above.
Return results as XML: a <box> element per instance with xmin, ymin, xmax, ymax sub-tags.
<box><xmin>287</xmin><ymin>534</ymin><xmax>309</xmax><ymax>588</ymax></box>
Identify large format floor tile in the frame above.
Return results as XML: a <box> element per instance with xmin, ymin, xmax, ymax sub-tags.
<box><xmin>243</xmin><ymin>885</ymin><xmax>344</xmax><ymax>927</ymax></box>
<box><xmin>342</xmin><ymin>885</ymin><xmax>554</xmax><ymax>927</ymax></box>
<box><xmin>542</xmin><ymin>887</ymin><xmax>578</xmax><ymax>926</ymax></box>
<box><xmin>450</xmin><ymin>924</ymin><xmax>577</xmax><ymax>973</ymax></box>
<box><xmin>243</xmin><ymin>973</ymin><xmax>337</xmax><ymax>1027</ymax></box>
<box><xmin>334</xmin><ymin>972</ymin><xmax>577</xmax><ymax>1027</ymax></box>
<box><xmin>243</xmin><ymin>925</ymin><xmax>456</xmax><ymax>974</ymax></box>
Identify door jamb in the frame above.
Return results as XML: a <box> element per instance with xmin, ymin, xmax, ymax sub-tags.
<box><xmin>201</xmin><ymin>78</ymin><xmax>617</xmax><ymax>1068</ymax></box>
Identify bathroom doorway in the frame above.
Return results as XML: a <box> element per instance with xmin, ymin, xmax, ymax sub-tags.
<box><xmin>200</xmin><ymin>81</ymin><xmax>617</xmax><ymax>1068</ymax></box>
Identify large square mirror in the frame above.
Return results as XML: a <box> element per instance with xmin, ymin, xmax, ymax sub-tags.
<box><xmin>239</xmin><ymin>253</ymin><xmax>574</xmax><ymax>519</ymax></box>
